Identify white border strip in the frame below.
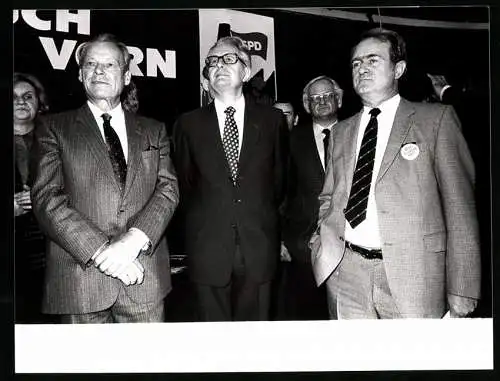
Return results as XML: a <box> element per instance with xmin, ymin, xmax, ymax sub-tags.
<box><xmin>15</xmin><ymin>318</ymin><xmax>493</xmax><ymax>373</ymax></box>
<box><xmin>274</xmin><ymin>8</ymin><xmax>489</xmax><ymax>30</ymax></box>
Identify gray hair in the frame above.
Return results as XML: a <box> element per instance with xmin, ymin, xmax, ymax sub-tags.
<box><xmin>208</xmin><ymin>36</ymin><xmax>252</xmax><ymax>69</ymax></box>
<box><xmin>302</xmin><ymin>75</ymin><xmax>343</xmax><ymax>113</ymax></box>
<box><xmin>74</xmin><ymin>33</ymin><xmax>133</xmax><ymax>70</ymax></box>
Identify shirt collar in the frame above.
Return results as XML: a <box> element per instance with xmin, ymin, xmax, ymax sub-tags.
<box><xmin>362</xmin><ymin>93</ymin><xmax>400</xmax><ymax>117</ymax></box>
<box><xmin>214</xmin><ymin>95</ymin><xmax>245</xmax><ymax>115</ymax></box>
<box><xmin>87</xmin><ymin>100</ymin><xmax>124</xmax><ymax>123</ymax></box>
<box><xmin>313</xmin><ymin>119</ymin><xmax>337</xmax><ymax>136</ymax></box>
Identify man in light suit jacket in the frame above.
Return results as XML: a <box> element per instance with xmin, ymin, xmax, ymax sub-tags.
<box><xmin>278</xmin><ymin>76</ymin><xmax>343</xmax><ymax>320</ymax></box>
<box><xmin>310</xmin><ymin>28</ymin><xmax>480</xmax><ymax>319</ymax></box>
<box><xmin>31</xmin><ymin>34</ymin><xmax>179</xmax><ymax>323</ymax></box>
<box><xmin>173</xmin><ymin>36</ymin><xmax>289</xmax><ymax>321</ymax></box>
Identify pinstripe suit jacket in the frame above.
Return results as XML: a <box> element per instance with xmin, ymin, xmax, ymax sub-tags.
<box><xmin>31</xmin><ymin>104</ymin><xmax>179</xmax><ymax>314</ymax></box>
<box><xmin>310</xmin><ymin>98</ymin><xmax>481</xmax><ymax>318</ymax></box>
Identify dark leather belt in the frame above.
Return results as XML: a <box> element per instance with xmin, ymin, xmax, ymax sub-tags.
<box><xmin>345</xmin><ymin>241</ymin><xmax>383</xmax><ymax>260</ymax></box>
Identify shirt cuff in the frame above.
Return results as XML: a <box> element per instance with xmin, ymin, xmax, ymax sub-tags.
<box><xmin>88</xmin><ymin>241</ymin><xmax>110</xmax><ymax>267</ymax></box>
<box><xmin>439</xmin><ymin>85</ymin><xmax>451</xmax><ymax>101</ymax></box>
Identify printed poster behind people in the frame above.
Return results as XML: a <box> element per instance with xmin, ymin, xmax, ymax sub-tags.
<box><xmin>198</xmin><ymin>9</ymin><xmax>277</xmax><ymax>107</ymax></box>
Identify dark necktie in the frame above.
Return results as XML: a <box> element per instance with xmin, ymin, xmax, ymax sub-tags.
<box><xmin>344</xmin><ymin>108</ymin><xmax>381</xmax><ymax>228</ymax></box>
<box><xmin>101</xmin><ymin>113</ymin><xmax>127</xmax><ymax>190</ymax></box>
<box><xmin>222</xmin><ymin>106</ymin><xmax>239</xmax><ymax>184</ymax></box>
<box><xmin>322</xmin><ymin>128</ymin><xmax>330</xmax><ymax>168</ymax></box>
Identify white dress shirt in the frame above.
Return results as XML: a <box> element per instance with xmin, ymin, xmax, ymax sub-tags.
<box><xmin>87</xmin><ymin>101</ymin><xmax>129</xmax><ymax>162</ymax></box>
<box><xmin>313</xmin><ymin>121</ymin><xmax>337</xmax><ymax>170</ymax></box>
<box><xmin>214</xmin><ymin>96</ymin><xmax>245</xmax><ymax>157</ymax></box>
<box><xmin>345</xmin><ymin>94</ymin><xmax>401</xmax><ymax>249</ymax></box>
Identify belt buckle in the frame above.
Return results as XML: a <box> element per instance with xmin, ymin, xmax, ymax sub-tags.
<box><xmin>347</xmin><ymin>241</ymin><xmax>381</xmax><ymax>260</ymax></box>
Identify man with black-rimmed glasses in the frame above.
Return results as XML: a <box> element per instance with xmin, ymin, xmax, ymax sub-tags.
<box><xmin>172</xmin><ymin>36</ymin><xmax>289</xmax><ymax>321</ymax></box>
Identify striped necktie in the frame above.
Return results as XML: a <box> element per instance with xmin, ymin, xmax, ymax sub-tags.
<box><xmin>344</xmin><ymin>108</ymin><xmax>381</xmax><ymax>228</ymax></box>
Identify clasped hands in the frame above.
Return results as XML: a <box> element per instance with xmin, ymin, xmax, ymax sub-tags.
<box><xmin>93</xmin><ymin>230</ymin><xmax>147</xmax><ymax>286</ymax></box>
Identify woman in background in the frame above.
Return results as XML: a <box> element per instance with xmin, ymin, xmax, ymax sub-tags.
<box><xmin>14</xmin><ymin>72</ymin><xmax>53</xmax><ymax>323</ymax></box>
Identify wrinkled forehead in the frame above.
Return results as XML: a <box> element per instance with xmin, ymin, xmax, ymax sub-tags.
<box><xmin>352</xmin><ymin>38</ymin><xmax>390</xmax><ymax>60</ymax></box>
<box><xmin>84</xmin><ymin>41</ymin><xmax>123</xmax><ymax>62</ymax></box>
<box><xmin>14</xmin><ymin>81</ymin><xmax>36</xmax><ymax>94</ymax></box>
<box><xmin>309</xmin><ymin>79</ymin><xmax>336</xmax><ymax>95</ymax></box>
<box><xmin>208</xmin><ymin>43</ymin><xmax>239</xmax><ymax>57</ymax></box>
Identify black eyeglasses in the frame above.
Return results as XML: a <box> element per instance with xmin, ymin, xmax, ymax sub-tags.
<box><xmin>309</xmin><ymin>92</ymin><xmax>336</xmax><ymax>104</ymax></box>
<box><xmin>205</xmin><ymin>53</ymin><xmax>245</xmax><ymax>68</ymax></box>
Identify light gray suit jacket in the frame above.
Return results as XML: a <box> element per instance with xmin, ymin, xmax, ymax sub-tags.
<box><xmin>31</xmin><ymin>104</ymin><xmax>179</xmax><ymax>314</ymax></box>
<box><xmin>310</xmin><ymin>98</ymin><xmax>481</xmax><ymax>318</ymax></box>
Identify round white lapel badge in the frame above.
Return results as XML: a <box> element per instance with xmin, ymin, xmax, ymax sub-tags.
<box><xmin>400</xmin><ymin>143</ymin><xmax>420</xmax><ymax>160</ymax></box>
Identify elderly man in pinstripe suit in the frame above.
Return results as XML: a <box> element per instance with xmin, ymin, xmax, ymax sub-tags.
<box><xmin>31</xmin><ymin>33</ymin><xmax>179</xmax><ymax>323</ymax></box>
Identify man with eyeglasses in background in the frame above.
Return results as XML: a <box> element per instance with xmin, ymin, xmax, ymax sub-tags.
<box><xmin>173</xmin><ymin>36</ymin><xmax>289</xmax><ymax>321</ymax></box>
<box><xmin>279</xmin><ymin>76</ymin><xmax>343</xmax><ymax>320</ymax></box>
<box><xmin>31</xmin><ymin>33</ymin><xmax>179</xmax><ymax>323</ymax></box>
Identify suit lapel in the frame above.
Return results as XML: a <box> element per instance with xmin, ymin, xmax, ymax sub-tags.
<box><xmin>238</xmin><ymin>101</ymin><xmax>261</xmax><ymax>175</ymax></box>
<box><xmin>197</xmin><ymin>103</ymin><xmax>233</xmax><ymax>182</ymax></box>
<box><xmin>376</xmin><ymin>99</ymin><xmax>415</xmax><ymax>183</ymax></box>
<box><xmin>75</xmin><ymin>105</ymin><xmax>120</xmax><ymax>191</ymax></box>
<box><xmin>122</xmin><ymin>111</ymin><xmax>143</xmax><ymax>199</ymax></box>
<box><xmin>342</xmin><ymin>112</ymin><xmax>362</xmax><ymax>192</ymax></box>
<box><xmin>304</xmin><ymin>123</ymin><xmax>325</xmax><ymax>178</ymax></box>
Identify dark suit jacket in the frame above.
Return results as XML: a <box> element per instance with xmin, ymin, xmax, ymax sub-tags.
<box><xmin>282</xmin><ymin>121</ymin><xmax>325</xmax><ymax>263</ymax></box>
<box><xmin>172</xmin><ymin>100</ymin><xmax>289</xmax><ymax>287</ymax></box>
<box><xmin>31</xmin><ymin>104</ymin><xmax>179</xmax><ymax>314</ymax></box>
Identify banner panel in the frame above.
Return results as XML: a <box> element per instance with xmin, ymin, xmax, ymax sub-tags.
<box><xmin>198</xmin><ymin>9</ymin><xmax>276</xmax><ymax>106</ymax></box>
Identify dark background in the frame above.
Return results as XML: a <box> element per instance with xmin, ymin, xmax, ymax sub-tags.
<box><xmin>14</xmin><ymin>8</ymin><xmax>490</xmax><ymax>128</ymax></box>
<box><xmin>12</xmin><ymin>7</ymin><xmax>492</xmax><ymax>318</ymax></box>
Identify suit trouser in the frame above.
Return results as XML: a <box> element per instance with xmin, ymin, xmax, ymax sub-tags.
<box><xmin>325</xmin><ymin>246</ymin><xmax>402</xmax><ymax>319</ymax></box>
<box><xmin>193</xmin><ymin>246</ymin><xmax>271</xmax><ymax>322</ymax></box>
<box><xmin>60</xmin><ymin>285</ymin><xmax>165</xmax><ymax>324</ymax></box>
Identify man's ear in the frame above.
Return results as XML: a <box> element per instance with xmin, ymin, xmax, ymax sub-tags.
<box><xmin>124</xmin><ymin>70</ymin><xmax>132</xmax><ymax>86</ymax></box>
<box><xmin>302</xmin><ymin>93</ymin><xmax>311</xmax><ymax>114</ymax></box>
<box><xmin>78</xmin><ymin>68</ymin><xmax>83</xmax><ymax>83</ymax></box>
<box><xmin>294</xmin><ymin>115</ymin><xmax>299</xmax><ymax>126</ymax></box>
<box><xmin>394</xmin><ymin>60</ymin><xmax>407</xmax><ymax>80</ymax></box>
<box><xmin>336</xmin><ymin>89</ymin><xmax>344</xmax><ymax>109</ymax></box>
<box><xmin>242</xmin><ymin>66</ymin><xmax>252</xmax><ymax>82</ymax></box>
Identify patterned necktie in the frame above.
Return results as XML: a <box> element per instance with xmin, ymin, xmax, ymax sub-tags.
<box><xmin>222</xmin><ymin>106</ymin><xmax>239</xmax><ymax>184</ymax></box>
<box><xmin>322</xmin><ymin>128</ymin><xmax>330</xmax><ymax>168</ymax></box>
<box><xmin>101</xmin><ymin>113</ymin><xmax>127</xmax><ymax>190</ymax></box>
<box><xmin>344</xmin><ymin>108</ymin><xmax>381</xmax><ymax>228</ymax></box>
